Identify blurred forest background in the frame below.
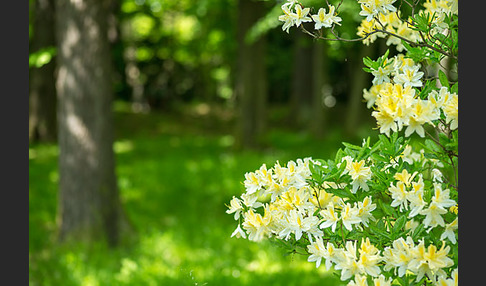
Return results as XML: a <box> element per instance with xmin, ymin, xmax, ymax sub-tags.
<box><xmin>29</xmin><ymin>0</ymin><xmax>388</xmax><ymax>285</ymax></box>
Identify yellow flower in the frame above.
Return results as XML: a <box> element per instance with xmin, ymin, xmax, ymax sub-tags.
<box><xmin>394</xmin><ymin>168</ymin><xmax>417</xmax><ymax>187</ymax></box>
<box><xmin>388</xmin><ymin>181</ymin><xmax>408</xmax><ymax>211</ymax></box>
<box><xmin>442</xmin><ymin>93</ymin><xmax>458</xmax><ymax>130</ymax></box>
<box><xmin>409</xmin><ymin>240</ymin><xmax>454</xmax><ymax>281</ymax></box>
<box><xmin>358</xmin><ymin>238</ymin><xmax>382</xmax><ymax>277</ymax></box>
<box><xmin>357</xmin><ymin>19</ymin><xmax>380</xmax><ymax>45</ymax></box>
<box><xmin>346</xmin><ymin>160</ymin><xmax>372</xmax><ymax>193</ymax></box>
<box><xmin>226</xmin><ymin>196</ymin><xmax>244</xmax><ymax>220</ymax></box>
<box><xmin>440</xmin><ymin>217</ymin><xmax>458</xmax><ymax>244</ymax></box>
<box><xmin>449</xmin><ymin>204</ymin><xmax>458</xmax><ymax>214</ymax></box>
<box><xmin>310</xmin><ymin>187</ymin><xmax>337</xmax><ymax>209</ymax></box>
<box><xmin>242</xmin><ymin>205</ymin><xmax>273</xmax><ymax>241</ymax></box>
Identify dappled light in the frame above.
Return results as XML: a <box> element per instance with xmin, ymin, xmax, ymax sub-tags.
<box><xmin>30</xmin><ymin>110</ymin><xmax>345</xmax><ymax>284</ymax></box>
<box><xmin>30</xmin><ymin>0</ymin><xmax>457</xmax><ymax>284</ymax></box>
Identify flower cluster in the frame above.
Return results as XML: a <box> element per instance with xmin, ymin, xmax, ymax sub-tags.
<box><xmin>232</xmin><ymin>1</ymin><xmax>458</xmax><ymax>285</ymax></box>
<box><xmin>362</xmin><ymin>52</ymin><xmax>458</xmax><ymax>137</ymax></box>
<box><xmin>278</xmin><ymin>1</ymin><xmax>341</xmax><ymax>33</ymax></box>
<box><xmin>227</xmin><ymin>136</ymin><xmax>458</xmax><ymax>285</ymax></box>
<box><xmin>357</xmin><ymin>0</ymin><xmax>458</xmax><ymax>51</ymax></box>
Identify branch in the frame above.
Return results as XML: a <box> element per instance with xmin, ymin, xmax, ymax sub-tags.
<box><xmin>298</xmin><ymin>15</ymin><xmax>456</xmax><ymax>60</ymax></box>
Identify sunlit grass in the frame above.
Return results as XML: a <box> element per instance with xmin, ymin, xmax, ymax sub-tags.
<box><xmin>29</xmin><ymin>106</ymin><xmax>351</xmax><ymax>285</ymax></box>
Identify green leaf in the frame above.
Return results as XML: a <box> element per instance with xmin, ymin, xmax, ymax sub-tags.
<box><xmin>363</xmin><ymin>56</ymin><xmax>374</xmax><ymax>68</ymax></box>
<box><xmin>392</xmin><ymin>215</ymin><xmax>407</xmax><ymax>234</ymax></box>
<box><xmin>342</xmin><ymin>142</ymin><xmax>362</xmax><ymax>151</ymax></box>
<box><xmin>309</xmin><ymin>161</ymin><xmax>324</xmax><ymax>184</ymax></box>
<box><xmin>438</xmin><ymin>69</ymin><xmax>450</xmax><ymax>88</ymax></box>
<box><xmin>451</xmin><ymin>82</ymin><xmax>458</xmax><ymax>94</ymax></box>
<box><xmin>412</xmin><ymin>223</ymin><xmax>425</xmax><ymax>240</ymax></box>
<box><xmin>402</xmin><ymin>40</ymin><xmax>428</xmax><ymax>63</ymax></box>
<box><xmin>327</xmin><ymin>187</ymin><xmax>351</xmax><ymax>199</ymax></box>
<box><xmin>370</xmin><ymin>224</ymin><xmax>392</xmax><ymax>240</ymax></box>
<box><xmin>396</xmin><ymin>276</ymin><xmax>410</xmax><ymax>286</ymax></box>
<box><xmin>378</xmin><ymin>199</ymin><xmax>396</xmax><ymax>217</ymax></box>
<box><xmin>419</xmin><ymin>80</ymin><xmax>437</xmax><ymax>99</ymax></box>
<box><xmin>424</xmin><ymin>139</ymin><xmax>442</xmax><ymax>154</ymax></box>
<box><xmin>324</xmin><ymin>162</ymin><xmax>346</xmax><ymax>181</ymax></box>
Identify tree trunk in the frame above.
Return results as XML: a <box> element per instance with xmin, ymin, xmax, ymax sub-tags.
<box><xmin>234</xmin><ymin>0</ymin><xmax>268</xmax><ymax>149</ymax></box>
<box><xmin>29</xmin><ymin>0</ymin><xmax>57</xmax><ymax>143</ymax></box>
<box><xmin>310</xmin><ymin>40</ymin><xmax>328</xmax><ymax>139</ymax></box>
<box><xmin>55</xmin><ymin>0</ymin><xmax>124</xmax><ymax>246</ymax></box>
<box><xmin>290</xmin><ymin>32</ymin><xmax>313</xmax><ymax>130</ymax></box>
<box><xmin>344</xmin><ymin>44</ymin><xmax>373</xmax><ymax>137</ymax></box>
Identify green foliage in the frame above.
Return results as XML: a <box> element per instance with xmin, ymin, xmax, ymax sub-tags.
<box><xmin>29</xmin><ymin>47</ymin><xmax>56</xmax><ymax>68</ymax></box>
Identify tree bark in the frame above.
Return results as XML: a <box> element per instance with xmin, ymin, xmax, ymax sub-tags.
<box><xmin>234</xmin><ymin>0</ymin><xmax>268</xmax><ymax>149</ymax></box>
<box><xmin>290</xmin><ymin>32</ymin><xmax>313</xmax><ymax>130</ymax></box>
<box><xmin>55</xmin><ymin>0</ymin><xmax>124</xmax><ymax>246</ymax></box>
<box><xmin>344</xmin><ymin>44</ymin><xmax>373</xmax><ymax>137</ymax></box>
<box><xmin>310</xmin><ymin>40</ymin><xmax>328</xmax><ymax>139</ymax></box>
<box><xmin>29</xmin><ymin>0</ymin><xmax>57</xmax><ymax>143</ymax></box>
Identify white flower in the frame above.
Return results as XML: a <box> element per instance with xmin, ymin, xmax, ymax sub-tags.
<box><xmin>408</xmin><ymin>240</ymin><xmax>454</xmax><ymax>282</ymax></box>
<box><xmin>341</xmin><ymin>203</ymin><xmax>362</xmax><ymax>231</ymax></box>
<box><xmin>242</xmin><ymin>206</ymin><xmax>272</xmax><ymax>241</ymax></box>
<box><xmin>230</xmin><ymin>224</ymin><xmax>247</xmax><ymax>239</ymax></box>
<box><xmin>347</xmin><ymin>274</ymin><xmax>368</xmax><ymax>286</ymax></box>
<box><xmin>373</xmin><ymin>274</ymin><xmax>393</xmax><ymax>286</ymax></box>
<box><xmin>311</xmin><ymin>6</ymin><xmax>342</xmax><ymax>30</ymax></box>
<box><xmin>358</xmin><ymin>238</ymin><xmax>382</xmax><ymax>277</ymax></box>
<box><xmin>440</xmin><ymin>217</ymin><xmax>458</xmax><ymax>244</ymax></box>
<box><xmin>382</xmin><ymin>237</ymin><xmax>415</xmax><ymax>277</ymax></box>
<box><xmin>356</xmin><ymin>196</ymin><xmax>376</xmax><ymax>227</ymax></box>
<box><xmin>278</xmin><ymin>2</ymin><xmax>297</xmax><ymax>33</ymax></box>
<box><xmin>406</xmin><ymin>177</ymin><xmax>426</xmax><ymax>217</ymax></box>
<box><xmin>432</xmin><ymin>168</ymin><xmax>443</xmax><ymax>182</ymax></box>
<box><xmin>226</xmin><ymin>196</ymin><xmax>244</xmax><ymax>220</ymax></box>
<box><xmin>345</xmin><ymin>159</ymin><xmax>372</xmax><ymax>193</ymax></box>
<box><xmin>388</xmin><ymin>181</ymin><xmax>409</xmax><ymax>212</ymax></box>
<box><xmin>420</xmin><ymin>201</ymin><xmax>448</xmax><ymax>229</ymax></box>
<box><xmin>319</xmin><ymin>202</ymin><xmax>340</xmax><ymax>232</ymax></box>
<box><xmin>322</xmin><ymin>242</ymin><xmax>339</xmax><ymax>270</ymax></box>
<box><xmin>359</xmin><ymin>0</ymin><xmax>397</xmax><ymax>21</ymax></box>
<box><xmin>371</xmin><ymin>66</ymin><xmax>393</xmax><ymax>85</ymax></box>
<box><xmin>307</xmin><ymin>235</ymin><xmax>327</xmax><ymax>268</ymax></box>
<box><xmin>241</xmin><ymin>192</ymin><xmax>263</xmax><ymax>209</ymax></box>
<box><xmin>243</xmin><ymin>171</ymin><xmax>261</xmax><ymax>194</ymax></box>
<box><xmin>280</xmin><ymin>209</ymin><xmax>322</xmax><ymax>241</ymax></box>
<box><xmin>335</xmin><ymin>241</ymin><xmax>361</xmax><ymax>281</ymax></box>
<box><xmin>293</xmin><ymin>4</ymin><xmax>312</xmax><ymax>27</ymax></box>
<box><xmin>432</xmin><ymin>184</ymin><xmax>456</xmax><ymax>209</ymax></box>
<box><xmin>393</xmin><ymin>65</ymin><xmax>424</xmax><ymax>88</ymax></box>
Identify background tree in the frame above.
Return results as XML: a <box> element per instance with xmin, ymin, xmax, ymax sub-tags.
<box><xmin>310</xmin><ymin>39</ymin><xmax>328</xmax><ymax>138</ymax></box>
<box><xmin>234</xmin><ymin>0</ymin><xmax>268</xmax><ymax>149</ymax></box>
<box><xmin>55</xmin><ymin>0</ymin><xmax>128</xmax><ymax>246</ymax></box>
<box><xmin>344</xmin><ymin>43</ymin><xmax>374</xmax><ymax>136</ymax></box>
<box><xmin>29</xmin><ymin>0</ymin><xmax>57</xmax><ymax>143</ymax></box>
<box><xmin>290</xmin><ymin>32</ymin><xmax>314</xmax><ymax>131</ymax></box>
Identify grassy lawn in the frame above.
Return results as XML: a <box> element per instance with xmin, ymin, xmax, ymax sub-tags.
<box><xmin>29</xmin><ymin>103</ymin><xmax>370</xmax><ymax>285</ymax></box>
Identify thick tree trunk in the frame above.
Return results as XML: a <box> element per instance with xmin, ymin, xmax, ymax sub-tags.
<box><xmin>55</xmin><ymin>0</ymin><xmax>124</xmax><ymax>246</ymax></box>
<box><xmin>29</xmin><ymin>0</ymin><xmax>57</xmax><ymax>143</ymax></box>
<box><xmin>234</xmin><ymin>0</ymin><xmax>268</xmax><ymax>149</ymax></box>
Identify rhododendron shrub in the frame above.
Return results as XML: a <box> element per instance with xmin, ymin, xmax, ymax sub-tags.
<box><xmin>227</xmin><ymin>1</ymin><xmax>458</xmax><ymax>285</ymax></box>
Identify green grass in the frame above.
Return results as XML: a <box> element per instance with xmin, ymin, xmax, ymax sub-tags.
<box><xmin>29</xmin><ymin>103</ymin><xmax>364</xmax><ymax>286</ymax></box>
